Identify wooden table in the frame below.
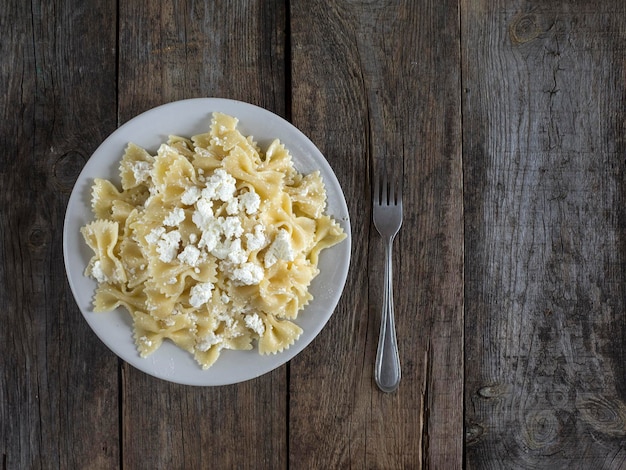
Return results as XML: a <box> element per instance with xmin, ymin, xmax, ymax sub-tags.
<box><xmin>3</xmin><ymin>1</ymin><xmax>626</xmax><ymax>468</ymax></box>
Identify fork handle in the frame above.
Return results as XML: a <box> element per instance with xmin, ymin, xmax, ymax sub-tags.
<box><xmin>375</xmin><ymin>238</ymin><xmax>401</xmax><ymax>392</ymax></box>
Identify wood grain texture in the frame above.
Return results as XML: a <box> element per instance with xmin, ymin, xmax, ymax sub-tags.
<box><xmin>462</xmin><ymin>0</ymin><xmax>626</xmax><ymax>467</ymax></box>
<box><xmin>289</xmin><ymin>1</ymin><xmax>463</xmax><ymax>468</ymax></box>
<box><xmin>118</xmin><ymin>0</ymin><xmax>287</xmax><ymax>121</ymax></box>
<box><xmin>7</xmin><ymin>0</ymin><xmax>626</xmax><ymax>467</ymax></box>
<box><xmin>117</xmin><ymin>1</ymin><xmax>289</xmax><ymax>468</ymax></box>
<box><xmin>0</xmin><ymin>0</ymin><xmax>119</xmax><ymax>468</ymax></box>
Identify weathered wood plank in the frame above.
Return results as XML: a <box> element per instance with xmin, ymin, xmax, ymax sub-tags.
<box><xmin>289</xmin><ymin>1</ymin><xmax>463</xmax><ymax>468</ymax></box>
<box><xmin>117</xmin><ymin>2</ymin><xmax>288</xmax><ymax>468</ymax></box>
<box><xmin>462</xmin><ymin>1</ymin><xmax>626</xmax><ymax>467</ymax></box>
<box><xmin>118</xmin><ymin>0</ymin><xmax>287</xmax><ymax>115</ymax></box>
<box><xmin>0</xmin><ymin>0</ymin><xmax>119</xmax><ymax>468</ymax></box>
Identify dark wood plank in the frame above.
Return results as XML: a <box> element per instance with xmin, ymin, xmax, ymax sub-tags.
<box><xmin>0</xmin><ymin>0</ymin><xmax>119</xmax><ymax>468</ymax></box>
<box><xmin>289</xmin><ymin>1</ymin><xmax>464</xmax><ymax>467</ymax></box>
<box><xmin>117</xmin><ymin>2</ymin><xmax>288</xmax><ymax>468</ymax></box>
<box><xmin>462</xmin><ymin>1</ymin><xmax>626</xmax><ymax>467</ymax></box>
<box><xmin>118</xmin><ymin>0</ymin><xmax>286</xmax><ymax>115</ymax></box>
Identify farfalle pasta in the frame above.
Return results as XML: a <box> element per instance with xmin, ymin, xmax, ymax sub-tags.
<box><xmin>81</xmin><ymin>112</ymin><xmax>346</xmax><ymax>369</ymax></box>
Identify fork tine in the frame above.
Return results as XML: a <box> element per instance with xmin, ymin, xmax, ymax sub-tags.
<box><xmin>374</xmin><ymin>160</ymin><xmax>404</xmax><ymax>206</ymax></box>
<box><xmin>395</xmin><ymin>174</ymin><xmax>402</xmax><ymax>206</ymax></box>
<box><xmin>373</xmin><ymin>170</ymin><xmax>380</xmax><ymax>204</ymax></box>
<box><xmin>382</xmin><ymin>167</ymin><xmax>389</xmax><ymax>205</ymax></box>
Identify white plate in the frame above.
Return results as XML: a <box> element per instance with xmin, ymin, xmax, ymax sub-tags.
<box><xmin>63</xmin><ymin>98</ymin><xmax>351</xmax><ymax>386</ymax></box>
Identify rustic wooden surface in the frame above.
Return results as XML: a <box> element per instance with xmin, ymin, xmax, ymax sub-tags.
<box><xmin>463</xmin><ymin>1</ymin><xmax>626</xmax><ymax>468</ymax></box>
<box><xmin>1</xmin><ymin>0</ymin><xmax>625</xmax><ymax>468</ymax></box>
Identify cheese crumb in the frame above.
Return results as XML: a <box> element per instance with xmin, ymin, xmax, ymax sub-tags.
<box><xmin>232</xmin><ymin>262</ymin><xmax>264</xmax><ymax>285</ymax></box>
<box><xmin>245</xmin><ymin>313</ymin><xmax>265</xmax><ymax>336</ymax></box>
<box><xmin>239</xmin><ymin>189</ymin><xmax>261</xmax><ymax>215</ymax></box>
<box><xmin>178</xmin><ymin>245</ymin><xmax>201</xmax><ymax>267</ymax></box>
<box><xmin>181</xmin><ymin>186</ymin><xmax>201</xmax><ymax>205</ymax></box>
<box><xmin>193</xmin><ymin>198</ymin><xmax>214</xmax><ymax>228</ymax></box>
<box><xmin>264</xmin><ymin>229</ymin><xmax>296</xmax><ymax>267</ymax></box>
<box><xmin>196</xmin><ymin>331</ymin><xmax>222</xmax><ymax>352</ymax></box>
<box><xmin>90</xmin><ymin>260</ymin><xmax>108</xmax><ymax>283</ymax></box>
<box><xmin>226</xmin><ymin>197</ymin><xmax>240</xmax><ymax>215</ymax></box>
<box><xmin>156</xmin><ymin>230</ymin><xmax>182</xmax><ymax>263</ymax></box>
<box><xmin>245</xmin><ymin>224</ymin><xmax>268</xmax><ymax>251</ymax></box>
<box><xmin>132</xmin><ymin>161</ymin><xmax>152</xmax><ymax>184</ymax></box>
<box><xmin>189</xmin><ymin>282</ymin><xmax>214</xmax><ymax>308</ymax></box>
<box><xmin>202</xmin><ymin>169</ymin><xmax>237</xmax><ymax>202</ymax></box>
<box><xmin>219</xmin><ymin>216</ymin><xmax>244</xmax><ymax>239</ymax></box>
<box><xmin>145</xmin><ymin>226</ymin><xmax>166</xmax><ymax>245</ymax></box>
<box><xmin>163</xmin><ymin>207</ymin><xmax>185</xmax><ymax>227</ymax></box>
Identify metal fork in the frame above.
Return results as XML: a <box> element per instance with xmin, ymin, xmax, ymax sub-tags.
<box><xmin>372</xmin><ymin>169</ymin><xmax>403</xmax><ymax>392</ymax></box>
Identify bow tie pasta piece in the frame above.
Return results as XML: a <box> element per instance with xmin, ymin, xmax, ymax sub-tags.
<box><xmin>80</xmin><ymin>112</ymin><xmax>346</xmax><ymax>370</ymax></box>
<box><xmin>119</xmin><ymin>142</ymin><xmax>154</xmax><ymax>190</ymax></box>
<box><xmin>81</xmin><ymin>219</ymin><xmax>127</xmax><ymax>285</ymax></box>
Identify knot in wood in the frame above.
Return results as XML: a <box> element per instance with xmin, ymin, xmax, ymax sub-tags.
<box><xmin>509</xmin><ymin>13</ymin><xmax>540</xmax><ymax>45</ymax></box>
<box><xmin>53</xmin><ymin>150</ymin><xmax>86</xmax><ymax>193</ymax></box>
<box><xmin>28</xmin><ymin>226</ymin><xmax>47</xmax><ymax>248</ymax></box>
<box><xmin>477</xmin><ymin>384</ymin><xmax>508</xmax><ymax>399</ymax></box>
<box><xmin>465</xmin><ymin>422</ymin><xmax>484</xmax><ymax>446</ymax></box>
<box><xmin>547</xmin><ymin>388</ymin><xmax>569</xmax><ymax>409</ymax></box>
<box><xmin>522</xmin><ymin>409</ymin><xmax>560</xmax><ymax>451</ymax></box>
<box><xmin>576</xmin><ymin>394</ymin><xmax>626</xmax><ymax>437</ymax></box>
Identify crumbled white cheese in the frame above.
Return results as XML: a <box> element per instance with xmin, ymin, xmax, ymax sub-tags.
<box><xmin>188</xmin><ymin>233</ymin><xmax>198</xmax><ymax>244</ymax></box>
<box><xmin>264</xmin><ymin>229</ymin><xmax>296</xmax><ymax>267</ymax></box>
<box><xmin>225</xmin><ymin>197</ymin><xmax>240</xmax><ymax>215</ymax></box>
<box><xmin>181</xmin><ymin>186</ymin><xmax>201</xmax><ymax>205</ymax></box>
<box><xmin>198</xmin><ymin>223</ymin><xmax>220</xmax><ymax>252</ymax></box>
<box><xmin>178</xmin><ymin>244</ymin><xmax>201</xmax><ymax>267</ymax></box>
<box><xmin>132</xmin><ymin>161</ymin><xmax>152</xmax><ymax>184</ymax></box>
<box><xmin>156</xmin><ymin>230</ymin><xmax>182</xmax><ymax>263</ymax></box>
<box><xmin>196</xmin><ymin>331</ymin><xmax>222</xmax><ymax>352</ymax></box>
<box><xmin>232</xmin><ymin>262</ymin><xmax>264</xmax><ymax>285</ymax></box>
<box><xmin>226</xmin><ymin>238</ymin><xmax>247</xmax><ymax>264</ymax></box>
<box><xmin>219</xmin><ymin>216</ymin><xmax>244</xmax><ymax>239</ymax></box>
<box><xmin>163</xmin><ymin>207</ymin><xmax>185</xmax><ymax>227</ymax></box>
<box><xmin>238</xmin><ymin>189</ymin><xmax>261</xmax><ymax>215</ymax></box>
<box><xmin>202</xmin><ymin>169</ymin><xmax>237</xmax><ymax>202</ymax></box>
<box><xmin>245</xmin><ymin>313</ymin><xmax>265</xmax><ymax>336</ymax></box>
<box><xmin>193</xmin><ymin>198</ymin><xmax>214</xmax><ymax>228</ymax></box>
<box><xmin>186</xmin><ymin>169</ymin><xmax>297</xmax><ymax>287</ymax></box>
<box><xmin>91</xmin><ymin>260</ymin><xmax>108</xmax><ymax>283</ymax></box>
<box><xmin>189</xmin><ymin>282</ymin><xmax>214</xmax><ymax>308</ymax></box>
<box><xmin>138</xmin><ymin>336</ymin><xmax>153</xmax><ymax>347</ymax></box>
<box><xmin>210</xmin><ymin>241</ymin><xmax>231</xmax><ymax>261</ymax></box>
<box><xmin>220</xmin><ymin>293</ymin><xmax>230</xmax><ymax>304</ymax></box>
<box><xmin>210</xmin><ymin>237</ymin><xmax>246</xmax><ymax>265</ymax></box>
<box><xmin>145</xmin><ymin>226</ymin><xmax>166</xmax><ymax>245</ymax></box>
<box><xmin>194</xmin><ymin>148</ymin><xmax>212</xmax><ymax>159</ymax></box>
<box><xmin>245</xmin><ymin>224</ymin><xmax>268</xmax><ymax>252</ymax></box>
